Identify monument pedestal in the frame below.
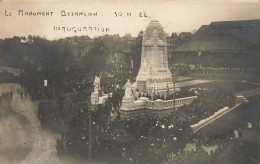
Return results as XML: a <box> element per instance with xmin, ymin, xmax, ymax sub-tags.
<box><xmin>121</xmin><ymin>96</ymin><xmax>135</xmax><ymax>109</ymax></box>
<box><xmin>91</xmin><ymin>92</ymin><xmax>99</xmax><ymax>105</ymax></box>
<box><xmin>121</xmin><ymin>79</ymin><xmax>135</xmax><ymax>110</ymax></box>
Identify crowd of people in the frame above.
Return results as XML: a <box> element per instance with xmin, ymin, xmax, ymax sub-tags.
<box><xmin>169</xmin><ymin>64</ymin><xmax>260</xmax><ymax>82</ymax></box>
<box><xmin>70</xmin><ymin>86</ymin><xmax>235</xmax><ymax>163</ymax></box>
<box><xmin>134</xmin><ymin>88</ymin><xmax>196</xmax><ymax>101</ymax></box>
<box><xmin>1</xmin><ymin>35</ymin><xmax>258</xmax><ymax>163</ymax></box>
<box><xmin>25</xmin><ymin>67</ymin><xmax>256</xmax><ymax>164</ymax></box>
<box><xmin>56</xmin><ymin>137</ymin><xmax>65</xmax><ymax>156</ymax></box>
<box><xmin>100</xmin><ymin>64</ymin><xmax>133</xmax><ymax>93</ymax></box>
<box><xmin>0</xmin><ymin>89</ymin><xmax>26</xmax><ymax>103</ymax></box>
<box><xmin>0</xmin><ymin>91</ymin><xmax>13</xmax><ymax>101</ymax></box>
<box><xmin>175</xmin><ymin>88</ymin><xmax>236</xmax><ymax>128</ymax></box>
<box><xmin>0</xmin><ymin>71</ymin><xmax>20</xmax><ymax>84</ymax></box>
<box><xmin>1</xmin><ymin>61</ymin><xmax>242</xmax><ymax>164</ymax></box>
<box><xmin>165</xmin><ymin>139</ymin><xmax>245</xmax><ymax>164</ymax></box>
<box><xmin>37</xmin><ymin>61</ymin><xmax>240</xmax><ymax>162</ymax></box>
<box><xmin>167</xmin><ymin>147</ymin><xmax>211</xmax><ymax>164</ymax></box>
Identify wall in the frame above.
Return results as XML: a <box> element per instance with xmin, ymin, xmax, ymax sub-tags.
<box><xmin>120</xmin><ymin>96</ymin><xmax>198</xmax><ymax>119</ymax></box>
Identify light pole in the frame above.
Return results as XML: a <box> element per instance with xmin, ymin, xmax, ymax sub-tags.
<box><xmin>88</xmin><ymin>101</ymin><xmax>93</xmax><ymax>161</ymax></box>
<box><xmin>172</xmin><ymin>72</ymin><xmax>177</xmax><ymax>116</ymax></box>
<box><xmin>52</xmin><ymin>80</ymin><xmax>55</xmax><ymax>113</ymax></box>
<box><xmin>173</xmin><ymin>78</ymin><xmax>175</xmax><ymax>111</ymax></box>
<box><xmin>89</xmin><ymin>79</ymin><xmax>100</xmax><ymax>161</ymax></box>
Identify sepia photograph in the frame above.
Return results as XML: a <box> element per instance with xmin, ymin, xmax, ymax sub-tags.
<box><xmin>0</xmin><ymin>0</ymin><xmax>259</xmax><ymax>163</ymax></box>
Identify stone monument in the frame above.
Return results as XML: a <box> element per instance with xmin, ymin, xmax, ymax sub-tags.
<box><xmin>136</xmin><ymin>20</ymin><xmax>175</xmax><ymax>95</ymax></box>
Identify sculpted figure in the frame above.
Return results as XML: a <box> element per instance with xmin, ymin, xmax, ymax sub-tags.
<box><xmin>124</xmin><ymin>79</ymin><xmax>133</xmax><ymax>98</ymax></box>
<box><xmin>94</xmin><ymin>76</ymin><xmax>100</xmax><ymax>92</ymax></box>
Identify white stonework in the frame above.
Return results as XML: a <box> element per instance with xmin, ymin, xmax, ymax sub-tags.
<box><xmin>136</xmin><ymin>20</ymin><xmax>175</xmax><ymax>95</ymax></box>
<box><xmin>91</xmin><ymin>76</ymin><xmax>100</xmax><ymax>105</ymax></box>
<box><xmin>120</xmin><ymin>96</ymin><xmax>198</xmax><ymax>119</ymax></box>
<box><xmin>120</xmin><ymin>20</ymin><xmax>188</xmax><ymax>117</ymax></box>
<box><xmin>121</xmin><ymin>80</ymin><xmax>135</xmax><ymax>110</ymax></box>
<box><xmin>124</xmin><ymin>79</ymin><xmax>133</xmax><ymax>98</ymax></box>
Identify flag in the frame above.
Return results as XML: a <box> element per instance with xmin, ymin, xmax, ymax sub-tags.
<box><xmin>234</xmin><ymin>130</ymin><xmax>239</xmax><ymax>138</ymax></box>
<box><xmin>44</xmin><ymin>80</ymin><xmax>47</xmax><ymax>86</ymax></box>
<box><xmin>248</xmin><ymin>122</ymin><xmax>252</xmax><ymax>128</ymax></box>
<box><xmin>198</xmin><ymin>50</ymin><xmax>201</xmax><ymax>56</ymax></box>
<box><xmin>131</xmin><ymin>58</ymin><xmax>133</xmax><ymax>69</ymax></box>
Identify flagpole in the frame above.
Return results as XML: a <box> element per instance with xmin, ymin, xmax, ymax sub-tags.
<box><xmin>172</xmin><ymin>73</ymin><xmax>176</xmax><ymax>117</ymax></box>
<box><xmin>42</xmin><ymin>80</ymin><xmax>44</xmax><ymax>99</ymax></box>
<box><xmin>53</xmin><ymin>80</ymin><xmax>55</xmax><ymax>113</ymax></box>
<box><xmin>173</xmin><ymin>78</ymin><xmax>176</xmax><ymax>112</ymax></box>
<box><xmin>89</xmin><ymin>76</ymin><xmax>100</xmax><ymax>160</ymax></box>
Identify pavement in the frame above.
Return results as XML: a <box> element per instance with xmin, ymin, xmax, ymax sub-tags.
<box><xmin>176</xmin><ymin>79</ymin><xmax>211</xmax><ymax>88</ymax></box>
<box><xmin>0</xmin><ymin>92</ymin><xmax>61</xmax><ymax>164</ymax></box>
<box><xmin>0</xmin><ymin>99</ymin><xmax>32</xmax><ymax>164</ymax></box>
<box><xmin>0</xmin><ymin>83</ymin><xmax>102</xmax><ymax>164</ymax></box>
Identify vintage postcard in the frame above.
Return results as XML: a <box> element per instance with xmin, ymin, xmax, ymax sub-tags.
<box><xmin>0</xmin><ymin>0</ymin><xmax>259</xmax><ymax>163</ymax></box>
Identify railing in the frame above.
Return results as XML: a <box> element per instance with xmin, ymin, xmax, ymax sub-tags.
<box><xmin>145</xmin><ymin>96</ymin><xmax>198</xmax><ymax>108</ymax></box>
<box><xmin>191</xmin><ymin>104</ymin><xmax>241</xmax><ymax>132</ymax></box>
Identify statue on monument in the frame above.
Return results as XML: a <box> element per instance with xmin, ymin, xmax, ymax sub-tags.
<box><xmin>124</xmin><ymin>79</ymin><xmax>133</xmax><ymax>98</ymax></box>
<box><xmin>93</xmin><ymin>76</ymin><xmax>100</xmax><ymax>92</ymax></box>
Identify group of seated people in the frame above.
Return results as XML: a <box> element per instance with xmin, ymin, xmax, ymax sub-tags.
<box><xmin>169</xmin><ymin>64</ymin><xmax>260</xmax><ymax>82</ymax></box>
<box><xmin>175</xmin><ymin>88</ymin><xmax>236</xmax><ymax>127</ymax></box>
<box><xmin>134</xmin><ymin>89</ymin><xmax>196</xmax><ymax>101</ymax></box>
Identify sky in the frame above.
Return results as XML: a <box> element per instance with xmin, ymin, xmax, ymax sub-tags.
<box><xmin>0</xmin><ymin>0</ymin><xmax>260</xmax><ymax>40</ymax></box>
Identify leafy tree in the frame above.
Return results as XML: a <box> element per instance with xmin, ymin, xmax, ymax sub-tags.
<box><xmin>130</xmin><ymin>31</ymin><xmax>143</xmax><ymax>76</ymax></box>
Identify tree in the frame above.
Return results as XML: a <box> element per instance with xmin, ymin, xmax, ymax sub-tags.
<box><xmin>130</xmin><ymin>31</ymin><xmax>143</xmax><ymax>76</ymax></box>
<box><xmin>83</xmin><ymin>38</ymin><xmax>108</xmax><ymax>75</ymax></box>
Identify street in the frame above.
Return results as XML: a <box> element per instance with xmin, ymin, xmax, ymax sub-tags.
<box><xmin>0</xmin><ymin>83</ymin><xmax>103</xmax><ymax>164</ymax></box>
<box><xmin>0</xmin><ymin>83</ymin><xmax>61</xmax><ymax>164</ymax></box>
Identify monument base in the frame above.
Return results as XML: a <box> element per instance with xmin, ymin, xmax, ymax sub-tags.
<box><xmin>136</xmin><ymin>80</ymin><xmax>179</xmax><ymax>96</ymax></box>
<box><xmin>121</xmin><ymin>96</ymin><xmax>135</xmax><ymax>109</ymax></box>
<box><xmin>91</xmin><ymin>92</ymin><xmax>99</xmax><ymax>105</ymax></box>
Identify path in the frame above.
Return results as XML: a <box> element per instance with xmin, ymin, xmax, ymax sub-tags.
<box><xmin>0</xmin><ymin>83</ymin><xmax>61</xmax><ymax>164</ymax></box>
<box><xmin>0</xmin><ymin>83</ymin><xmax>102</xmax><ymax>164</ymax></box>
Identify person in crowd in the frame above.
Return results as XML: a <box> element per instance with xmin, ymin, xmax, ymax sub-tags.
<box><xmin>56</xmin><ymin>137</ymin><xmax>61</xmax><ymax>155</ymax></box>
<box><xmin>9</xmin><ymin>91</ymin><xmax>13</xmax><ymax>99</ymax></box>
